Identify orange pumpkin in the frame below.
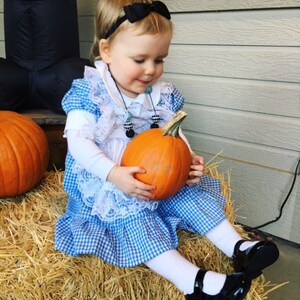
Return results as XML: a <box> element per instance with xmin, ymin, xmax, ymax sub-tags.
<box><xmin>121</xmin><ymin>111</ymin><xmax>191</xmax><ymax>200</ymax></box>
<box><xmin>0</xmin><ymin>111</ymin><xmax>49</xmax><ymax>197</ymax></box>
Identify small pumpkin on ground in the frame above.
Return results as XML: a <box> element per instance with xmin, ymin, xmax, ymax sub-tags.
<box><xmin>0</xmin><ymin>111</ymin><xmax>49</xmax><ymax>197</ymax></box>
<box><xmin>121</xmin><ymin>111</ymin><xmax>191</xmax><ymax>200</ymax></box>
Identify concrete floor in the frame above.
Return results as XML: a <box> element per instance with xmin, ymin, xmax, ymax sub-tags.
<box><xmin>262</xmin><ymin>236</ymin><xmax>300</xmax><ymax>300</ymax></box>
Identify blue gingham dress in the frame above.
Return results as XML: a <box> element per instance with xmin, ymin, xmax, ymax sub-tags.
<box><xmin>54</xmin><ymin>62</ymin><xmax>226</xmax><ymax>267</ymax></box>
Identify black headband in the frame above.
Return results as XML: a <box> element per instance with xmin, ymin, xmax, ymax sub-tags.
<box><xmin>105</xmin><ymin>1</ymin><xmax>171</xmax><ymax>39</ymax></box>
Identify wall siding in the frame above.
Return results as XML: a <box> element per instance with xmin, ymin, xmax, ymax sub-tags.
<box><xmin>0</xmin><ymin>0</ymin><xmax>299</xmax><ymax>243</ymax></box>
<box><xmin>163</xmin><ymin>0</ymin><xmax>300</xmax><ymax>12</ymax></box>
<box><xmin>171</xmin><ymin>10</ymin><xmax>300</xmax><ymax>46</ymax></box>
<box><xmin>166</xmin><ymin>45</ymin><xmax>300</xmax><ymax>82</ymax></box>
<box><xmin>163</xmin><ymin>74</ymin><xmax>300</xmax><ymax>118</ymax></box>
<box><xmin>183</xmin><ymin>105</ymin><xmax>300</xmax><ymax>150</ymax></box>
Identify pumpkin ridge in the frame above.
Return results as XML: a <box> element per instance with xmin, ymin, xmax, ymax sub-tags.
<box><xmin>173</xmin><ymin>140</ymin><xmax>181</xmax><ymax>193</ymax></box>
<box><xmin>172</xmin><ymin>138</ymin><xmax>186</xmax><ymax>194</ymax></box>
<box><xmin>0</xmin><ymin>127</ymin><xmax>20</xmax><ymax>195</ymax></box>
<box><xmin>150</xmin><ymin>136</ymin><xmax>176</xmax><ymax>199</ymax></box>
<box><xmin>149</xmin><ymin>138</ymin><xmax>166</xmax><ymax>197</ymax></box>
<box><xmin>10</xmin><ymin>116</ymin><xmax>46</xmax><ymax>145</ymax></box>
<box><xmin>6</xmin><ymin>125</ymin><xmax>35</xmax><ymax>194</ymax></box>
<box><xmin>10</xmin><ymin>123</ymin><xmax>41</xmax><ymax>191</ymax></box>
<box><xmin>133</xmin><ymin>138</ymin><xmax>156</xmax><ymax>183</ymax></box>
<box><xmin>177</xmin><ymin>139</ymin><xmax>191</xmax><ymax>186</ymax></box>
<box><xmin>162</xmin><ymin>139</ymin><xmax>176</xmax><ymax>198</ymax></box>
<box><xmin>10</xmin><ymin>118</ymin><xmax>49</xmax><ymax>181</ymax></box>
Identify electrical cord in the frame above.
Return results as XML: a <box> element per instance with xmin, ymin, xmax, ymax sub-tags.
<box><xmin>251</xmin><ymin>157</ymin><xmax>300</xmax><ymax>230</ymax></box>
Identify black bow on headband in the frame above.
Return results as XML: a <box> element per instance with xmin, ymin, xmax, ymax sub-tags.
<box><xmin>105</xmin><ymin>1</ymin><xmax>171</xmax><ymax>39</ymax></box>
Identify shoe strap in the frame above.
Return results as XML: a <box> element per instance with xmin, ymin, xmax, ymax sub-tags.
<box><xmin>233</xmin><ymin>239</ymin><xmax>248</xmax><ymax>257</ymax></box>
<box><xmin>194</xmin><ymin>269</ymin><xmax>206</xmax><ymax>292</ymax></box>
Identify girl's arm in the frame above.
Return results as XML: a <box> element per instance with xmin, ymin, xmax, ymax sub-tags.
<box><xmin>67</xmin><ymin>131</ymin><xmax>116</xmax><ymax>180</ymax></box>
<box><xmin>65</xmin><ymin>110</ymin><xmax>115</xmax><ymax>180</ymax></box>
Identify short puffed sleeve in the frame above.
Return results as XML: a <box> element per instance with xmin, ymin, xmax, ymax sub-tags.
<box><xmin>160</xmin><ymin>82</ymin><xmax>185</xmax><ymax>113</ymax></box>
<box><xmin>170</xmin><ymin>85</ymin><xmax>185</xmax><ymax>112</ymax></box>
<box><xmin>62</xmin><ymin>78</ymin><xmax>99</xmax><ymax>116</ymax></box>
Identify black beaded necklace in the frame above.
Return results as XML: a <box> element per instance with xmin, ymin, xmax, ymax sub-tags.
<box><xmin>111</xmin><ymin>76</ymin><xmax>160</xmax><ymax>138</ymax></box>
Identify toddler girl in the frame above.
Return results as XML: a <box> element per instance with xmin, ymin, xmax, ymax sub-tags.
<box><xmin>55</xmin><ymin>1</ymin><xmax>279</xmax><ymax>298</ymax></box>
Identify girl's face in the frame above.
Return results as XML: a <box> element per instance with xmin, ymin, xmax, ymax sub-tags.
<box><xmin>100</xmin><ymin>26</ymin><xmax>172</xmax><ymax>98</ymax></box>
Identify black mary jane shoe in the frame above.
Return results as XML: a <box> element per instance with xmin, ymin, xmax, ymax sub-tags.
<box><xmin>233</xmin><ymin>240</ymin><xmax>279</xmax><ymax>279</ymax></box>
<box><xmin>185</xmin><ymin>269</ymin><xmax>251</xmax><ymax>300</ymax></box>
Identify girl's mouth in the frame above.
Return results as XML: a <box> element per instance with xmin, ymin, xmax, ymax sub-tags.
<box><xmin>137</xmin><ymin>79</ymin><xmax>151</xmax><ymax>86</ymax></box>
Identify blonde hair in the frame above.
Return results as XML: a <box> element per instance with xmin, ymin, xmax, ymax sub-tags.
<box><xmin>90</xmin><ymin>0</ymin><xmax>173</xmax><ymax>62</ymax></box>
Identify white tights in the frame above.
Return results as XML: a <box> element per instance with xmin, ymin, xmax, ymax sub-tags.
<box><xmin>145</xmin><ymin>250</ymin><xmax>200</xmax><ymax>295</ymax></box>
<box><xmin>145</xmin><ymin>219</ymin><xmax>257</xmax><ymax>295</ymax></box>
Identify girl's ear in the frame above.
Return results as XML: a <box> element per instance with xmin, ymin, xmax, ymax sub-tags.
<box><xmin>99</xmin><ymin>39</ymin><xmax>111</xmax><ymax>63</ymax></box>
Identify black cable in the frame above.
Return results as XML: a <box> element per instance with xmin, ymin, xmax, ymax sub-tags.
<box><xmin>251</xmin><ymin>157</ymin><xmax>300</xmax><ymax>230</ymax></box>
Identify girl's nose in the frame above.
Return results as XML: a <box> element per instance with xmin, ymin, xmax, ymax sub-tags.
<box><xmin>145</xmin><ymin>62</ymin><xmax>155</xmax><ymax>75</ymax></box>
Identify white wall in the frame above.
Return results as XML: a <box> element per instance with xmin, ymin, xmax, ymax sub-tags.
<box><xmin>1</xmin><ymin>0</ymin><xmax>299</xmax><ymax>243</ymax></box>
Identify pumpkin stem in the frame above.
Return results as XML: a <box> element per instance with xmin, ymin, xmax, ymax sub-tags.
<box><xmin>162</xmin><ymin>110</ymin><xmax>187</xmax><ymax>137</ymax></box>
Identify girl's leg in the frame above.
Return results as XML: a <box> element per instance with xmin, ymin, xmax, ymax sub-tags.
<box><xmin>205</xmin><ymin>219</ymin><xmax>258</xmax><ymax>257</ymax></box>
<box><xmin>206</xmin><ymin>219</ymin><xmax>279</xmax><ymax>279</ymax></box>
<box><xmin>145</xmin><ymin>249</ymin><xmax>227</xmax><ymax>296</ymax></box>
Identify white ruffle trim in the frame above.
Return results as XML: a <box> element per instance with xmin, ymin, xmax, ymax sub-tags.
<box><xmin>74</xmin><ymin>164</ymin><xmax>159</xmax><ymax>221</ymax></box>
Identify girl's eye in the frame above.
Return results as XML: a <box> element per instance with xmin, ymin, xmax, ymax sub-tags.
<box><xmin>155</xmin><ymin>59</ymin><xmax>164</xmax><ymax>64</ymax></box>
<box><xmin>134</xmin><ymin>59</ymin><xmax>145</xmax><ymax>64</ymax></box>
<box><xmin>133</xmin><ymin>59</ymin><xmax>164</xmax><ymax>64</ymax></box>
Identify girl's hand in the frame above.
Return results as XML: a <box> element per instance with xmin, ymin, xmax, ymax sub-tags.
<box><xmin>107</xmin><ymin>165</ymin><xmax>155</xmax><ymax>200</ymax></box>
<box><xmin>186</xmin><ymin>153</ymin><xmax>205</xmax><ymax>185</ymax></box>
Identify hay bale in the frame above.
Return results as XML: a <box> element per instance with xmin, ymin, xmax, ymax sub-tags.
<box><xmin>0</xmin><ymin>167</ymin><xmax>284</xmax><ymax>299</ymax></box>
